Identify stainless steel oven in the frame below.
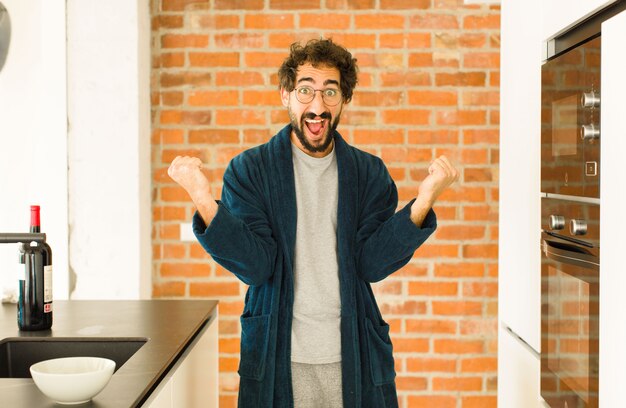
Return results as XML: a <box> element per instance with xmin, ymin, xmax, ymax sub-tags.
<box><xmin>538</xmin><ymin>2</ymin><xmax>626</xmax><ymax>406</ymax></box>
<box><xmin>541</xmin><ymin>197</ymin><xmax>599</xmax><ymax>408</ymax></box>
<box><xmin>541</xmin><ymin>35</ymin><xmax>601</xmax><ymax>199</ymax></box>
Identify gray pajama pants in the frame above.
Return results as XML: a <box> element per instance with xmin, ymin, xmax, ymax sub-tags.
<box><xmin>291</xmin><ymin>362</ymin><xmax>344</xmax><ymax>408</ymax></box>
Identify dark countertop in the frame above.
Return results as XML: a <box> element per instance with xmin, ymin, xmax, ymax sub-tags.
<box><xmin>0</xmin><ymin>300</ymin><xmax>218</xmax><ymax>407</ymax></box>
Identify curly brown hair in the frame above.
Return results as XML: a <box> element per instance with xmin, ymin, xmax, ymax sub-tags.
<box><xmin>278</xmin><ymin>38</ymin><xmax>359</xmax><ymax>103</ymax></box>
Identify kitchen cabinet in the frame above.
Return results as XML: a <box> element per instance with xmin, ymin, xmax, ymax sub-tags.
<box><xmin>143</xmin><ymin>309</ymin><xmax>218</xmax><ymax>408</ymax></box>
<box><xmin>599</xmin><ymin>8</ymin><xmax>626</xmax><ymax>406</ymax></box>
<box><xmin>542</xmin><ymin>0</ymin><xmax>617</xmax><ymax>40</ymax></box>
<box><xmin>499</xmin><ymin>0</ymin><xmax>542</xmax><ymax>353</ymax></box>
<box><xmin>497</xmin><ymin>326</ymin><xmax>541</xmax><ymax>408</ymax></box>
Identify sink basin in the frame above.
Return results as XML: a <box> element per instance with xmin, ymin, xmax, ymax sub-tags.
<box><xmin>0</xmin><ymin>337</ymin><xmax>147</xmax><ymax>378</ymax></box>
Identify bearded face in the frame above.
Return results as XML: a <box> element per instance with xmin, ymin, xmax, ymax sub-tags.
<box><xmin>281</xmin><ymin>63</ymin><xmax>345</xmax><ymax>158</ymax></box>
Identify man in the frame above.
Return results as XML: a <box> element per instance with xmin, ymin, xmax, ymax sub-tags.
<box><xmin>168</xmin><ymin>39</ymin><xmax>458</xmax><ymax>408</ymax></box>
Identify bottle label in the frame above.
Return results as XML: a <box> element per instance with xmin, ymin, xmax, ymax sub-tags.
<box><xmin>44</xmin><ymin>265</ymin><xmax>53</xmax><ymax>306</ymax></box>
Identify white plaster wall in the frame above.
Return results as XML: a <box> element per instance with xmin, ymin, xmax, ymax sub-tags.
<box><xmin>66</xmin><ymin>0</ymin><xmax>151</xmax><ymax>299</ymax></box>
<box><xmin>0</xmin><ymin>0</ymin><xmax>69</xmax><ymax>300</ymax></box>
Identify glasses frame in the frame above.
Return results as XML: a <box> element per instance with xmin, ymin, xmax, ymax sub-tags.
<box><xmin>293</xmin><ymin>85</ymin><xmax>343</xmax><ymax>106</ymax></box>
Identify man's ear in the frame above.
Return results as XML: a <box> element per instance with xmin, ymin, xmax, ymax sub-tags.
<box><xmin>280</xmin><ymin>88</ymin><xmax>290</xmax><ymax>107</ymax></box>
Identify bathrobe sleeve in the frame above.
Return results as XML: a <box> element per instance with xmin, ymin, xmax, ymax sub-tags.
<box><xmin>192</xmin><ymin>151</ymin><xmax>278</xmax><ymax>287</ymax></box>
<box><xmin>354</xmin><ymin>155</ymin><xmax>437</xmax><ymax>283</ymax></box>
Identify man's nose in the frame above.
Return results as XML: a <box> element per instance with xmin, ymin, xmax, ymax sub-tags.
<box><xmin>309</xmin><ymin>90</ymin><xmax>326</xmax><ymax>111</ymax></box>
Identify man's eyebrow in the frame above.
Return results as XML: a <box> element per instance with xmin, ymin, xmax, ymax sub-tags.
<box><xmin>296</xmin><ymin>77</ymin><xmax>315</xmax><ymax>84</ymax></box>
<box><xmin>295</xmin><ymin>77</ymin><xmax>340</xmax><ymax>87</ymax></box>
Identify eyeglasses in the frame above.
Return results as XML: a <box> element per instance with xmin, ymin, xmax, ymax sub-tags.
<box><xmin>293</xmin><ymin>86</ymin><xmax>343</xmax><ymax>106</ymax></box>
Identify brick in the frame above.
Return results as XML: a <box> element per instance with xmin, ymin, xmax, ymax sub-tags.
<box><xmin>189</xmin><ymin>90</ymin><xmax>239</xmax><ymax>106</ymax></box>
<box><xmin>220</xmin><ymin>357</ymin><xmax>239</xmax><ymax>372</ymax></box>
<box><xmin>161</xmin><ymin>0</ymin><xmax>208</xmax><ymax>11</ymax></box>
<box><xmin>189</xmin><ymin>129</ymin><xmax>240</xmax><ymax>144</ymax></box>
<box><xmin>462</xmin><ymin>244</ymin><xmax>498</xmax><ymax>259</ymax></box>
<box><xmin>152</xmin><ymin>281</ymin><xmax>186</xmax><ymax>297</ymax></box>
<box><xmin>380</xmin><ymin>147</ymin><xmax>432</xmax><ymax>163</ymax></box>
<box><xmin>245</xmin><ymin>14</ymin><xmax>295</xmax><ymax>29</ymax></box>
<box><xmin>434</xmin><ymin>339</ymin><xmax>484</xmax><ymax>354</ymax></box>
<box><xmin>354</xmin><ymin>14</ymin><xmax>405</xmax><ymax>29</ymax></box>
<box><xmin>215</xmin><ymin>33</ymin><xmax>265</xmax><ymax>49</ymax></box>
<box><xmin>435</xmin><ymin>72</ymin><xmax>486</xmax><ymax>87</ymax></box>
<box><xmin>380</xmin><ymin>72</ymin><xmax>431</xmax><ymax>87</ymax></box>
<box><xmin>382</xmin><ymin>110</ymin><xmax>431</xmax><ymax>125</ymax></box>
<box><xmin>162</xmin><ymin>243</ymin><xmax>186</xmax><ymax>258</ymax></box>
<box><xmin>215</xmin><ymin>110</ymin><xmax>265</xmax><ymax>126</ymax></box>
<box><xmin>269</xmin><ymin>0</ymin><xmax>320</xmax><ymax>9</ymax></box>
<box><xmin>409</xmin><ymin>52</ymin><xmax>434</xmax><ymax>67</ymax></box>
<box><xmin>464</xmin><ymin>52</ymin><xmax>500</xmax><ymax>69</ymax></box>
<box><xmin>243</xmin><ymin>90</ymin><xmax>282</xmax><ymax>106</ymax></box>
<box><xmin>408</xmin><ymin>129</ymin><xmax>458</xmax><ymax>145</ymax></box>
<box><xmin>408</xmin><ymin>281</ymin><xmax>458</xmax><ymax>296</ymax></box>
<box><xmin>407</xmin><ymin>357</ymin><xmax>456</xmax><ymax>373</ymax></box>
<box><xmin>462</xmin><ymin>396</ymin><xmax>497</xmax><ymax>408</ymax></box>
<box><xmin>381</xmin><ymin>0</ymin><xmax>430</xmax><ymax>9</ymax></box>
<box><xmin>219</xmin><ymin>338</ymin><xmax>241</xmax><ymax>354</ymax></box>
<box><xmin>408</xmin><ymin>90</ymin><xmax>458</xmax><ymax>106</ymax></box>
<box><xmin>433</xmin><ymin>376</ymin><xmax>483</xmax><ymax>391</ymax></box>
<box><xmin>160</xmin><ymin>262</ymin><xmax>211</xmax><ymax>277</ymax></box>
<box><xmin>432</xmin><ymin>301</ymin><xmax>482</xmax><ymax>316</ymax></box>
<box><xmin>353</xmin><ymin>91</ymin><xmax>402</xmax><ymax>107</ymax></box>
<box><xmin>190</xmin><ymin>281</ymin><xmax>241</xmax><ymax>297</ymax></box>
<box><xmin>216</xmin><ymin>71</ymin><xmax>264</xmax><ymax>87</ymax></box>
<box><xmin>245</xmin><ymin>52</ymin><xmax>288</xmax><ymax>68</ymax></box>
<box><xmin>463</xmin><ymin>14</ymin><xmax>501</xmax><ymax>30</ymax></box>
<box><xmin>152</xmin><ymin>15</ymin><xmax>184</xmax><ymax>30</ymax></box>
<box><xmin>379</xmin><ymin>300</ymin><xmax>427</xmax><ymax>315</ymax></box>
<box><xmin>326</xmin><ymin>34</ymin><xmax>377</xmax><ymax>50</ymax></box>
<box><xmin>436</xmin><ymin>109</ymin><xmax>487</xmax><ymax>126</ymax></box>
<box><xmin>395</xmin><ymin>375</ymin><xmax>428</xmax><ymax>391</ymax></box>
<box><xmin>160</xmin><ymin>186</ymin><xmax>193</xmax><ymax>202</ymax></box>
<box><xmin>435</xmin><ymin>225</ymin><xmax>486</xmax><ymax>240</ymax></box>
<box><xmin>407</xmin><ymin>396</ymin><xmax>455</xmax><ymax>408</ymax></box>
<box><xmin>300</xmin><ymin>13</ymin><xmax>351</xmax><ymax>29</ymax></box>
<box><xmin>189</xmin><ymin>52</ymin><xmax>239</xmax><ymax>67</ymax></box>
<box><xmin>214</xmin><ymin>0</ymin><xmax>263</xmax><ymax>10</ymax></box>
<box><xmin>353</xmin><ymin>129</ymin><xmax>404</xmax><ymax>145</ymax></box>
<box><xmin>460</xmin><ymin>319</ymin><xmax>498</xmax><ymax>336</ymax></box>
<box><xmin>326</xmin><ymin>0</ymin><xmax>375</xmax><ymax>9</ymax></box>
<box><xmin>152</xmin><ymin>206</ymin><xmax>187</xmax><ymax>223</ymax></box>
<box><xmin>464</xmin><ymin>167</ymin><xmax>493</xmax><ymax>182</ymax></box>
<box><xmin>410</xmin><ymin>14</ymin><xmax>459</xmax><ymax>29</ymax></box>
<box><xmin>460</xmin><ymin>357</ymin><xmax>498</xmax><ymax>373</ymax></box>
<box><xmin>189</xmin><ymin>14</ymin><xmax>240</xmax><ymax>30</ymax></box>
<box><xmin>406</xmin><ymin>319</ymin><xmax>457</xmax><ymax>334</ymax></box>
<box><xmin>161</xmin><ymin>34</ymin><xmax>208</xmax><ymax>49</ymax></box>
<box><xmin>160</xmin><ymin>72</ymin><xmax>212</xmax><ymax>88</ymax></box>
<box><xmin>463</xmin><ymin>129</ymin><xmax>499</xmax><ymax>145</ymax></box>
<box><xmin>393</xmin><ymin>338</ymin><xmax>430</xmax><ymax>353</ymax></box>
<box><xmin>151</xmin><ymin>129</ymin><xmax>184</xmax><ymax>144</ymax></box>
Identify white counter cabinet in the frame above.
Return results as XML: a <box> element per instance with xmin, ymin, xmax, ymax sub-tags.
<box><xmin>497</xmin><ymin>326</ymin><xmax>541</xmax><ymax>408</ymax></box>
<box><xmin>143</xmin><ymin>307</ymin><xmax>219</xmax><ymax>408</ymax></box>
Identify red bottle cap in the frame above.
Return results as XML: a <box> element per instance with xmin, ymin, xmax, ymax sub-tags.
<box><xmin>30</xmin><ymin>205</ymin><xmax>40</xmax><ymax>228</ymax></box>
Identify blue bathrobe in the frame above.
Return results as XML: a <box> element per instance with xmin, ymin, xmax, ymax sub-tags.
<box><xmin>193</xmin><ymin>125</ymin><xmax>437</xmax><ymax>407</ymax></box>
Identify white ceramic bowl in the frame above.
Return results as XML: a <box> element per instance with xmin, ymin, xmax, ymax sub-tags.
<box><xmin>30</xmin><ymin>357</ymin><xmax>116</xmax><ymax>405</ymax></box>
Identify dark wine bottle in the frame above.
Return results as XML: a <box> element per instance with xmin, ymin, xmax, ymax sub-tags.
<box><xmin>18</xmin><ymin>205</ymin><xmax>53</xmax><ymax>331</ymax></box>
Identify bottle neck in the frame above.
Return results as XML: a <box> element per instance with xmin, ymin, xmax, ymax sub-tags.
<box><xmin>30</xmin><ymin>205</ymin><xmax>41</xmax><ymax>233</ymax></box>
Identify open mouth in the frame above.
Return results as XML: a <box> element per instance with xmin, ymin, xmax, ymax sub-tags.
<box><xmin>304</xmin><ymin>117</ymin><xmax>328</xmax><ymax>139</ymax></box>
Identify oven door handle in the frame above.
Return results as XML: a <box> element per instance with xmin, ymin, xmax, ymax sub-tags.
<box><xmin>542</xmin><ymin>239</ymin><xmax>599</xmax><ymax>271</ymax></box>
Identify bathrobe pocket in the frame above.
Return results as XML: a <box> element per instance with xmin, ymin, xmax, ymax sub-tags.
<box><xmin>238</xmin><ymin>313</ymin><xmax>271</xmax><ymax>381</ymax></box>
<box><xmin>364</xmin><ymin>318</ymin><xmax>396</xmax><ymax>386</ymax></box>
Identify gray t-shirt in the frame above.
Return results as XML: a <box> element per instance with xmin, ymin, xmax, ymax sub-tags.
<box><xmin>290</xmin><ymin>142</ymin><xmax>341</xmax><ymax>364</ymax></box>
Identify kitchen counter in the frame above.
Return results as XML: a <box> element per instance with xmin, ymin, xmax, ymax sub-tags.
<box><xmin>0</xmin><ymin>300</ymin><xmax>218</xmax><ymax>407</ymax></box>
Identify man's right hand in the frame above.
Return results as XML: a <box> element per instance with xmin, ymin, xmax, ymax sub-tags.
<box><xmin>168</xmin><ymin>156</ymin><xmax>218</xmax><ymax>225</ymax></box>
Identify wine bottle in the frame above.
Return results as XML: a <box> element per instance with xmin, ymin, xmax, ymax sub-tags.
<box><xmin>18</xmin><ymin>205</ymin><xmax>53</xmax><ymax>331</ymax></box>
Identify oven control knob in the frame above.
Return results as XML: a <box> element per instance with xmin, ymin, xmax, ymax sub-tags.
<box><xmin>570</xmin><ymin>219</ymin><xmax>587</xmax><ymax>236</ymax></box>
<box><xmin>580</xmin><ymin>124</ymin><xmax>600</xmax><ymax>141</ymax></box>
<box><xmin>581</xmin><ymin>91</ymin><xmax>600</xmax><ymax>108</ymax></box>
<box><xmin>549</xmin><ymin>215</ymin><xmax>565</xmax><ymax>230</ymax></box>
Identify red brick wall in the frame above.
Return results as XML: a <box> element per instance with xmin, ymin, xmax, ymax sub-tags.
<box><xmin>150</xmin><ymin>1</ymin><xmax>500</xmax><ymax>407</ymax></box>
